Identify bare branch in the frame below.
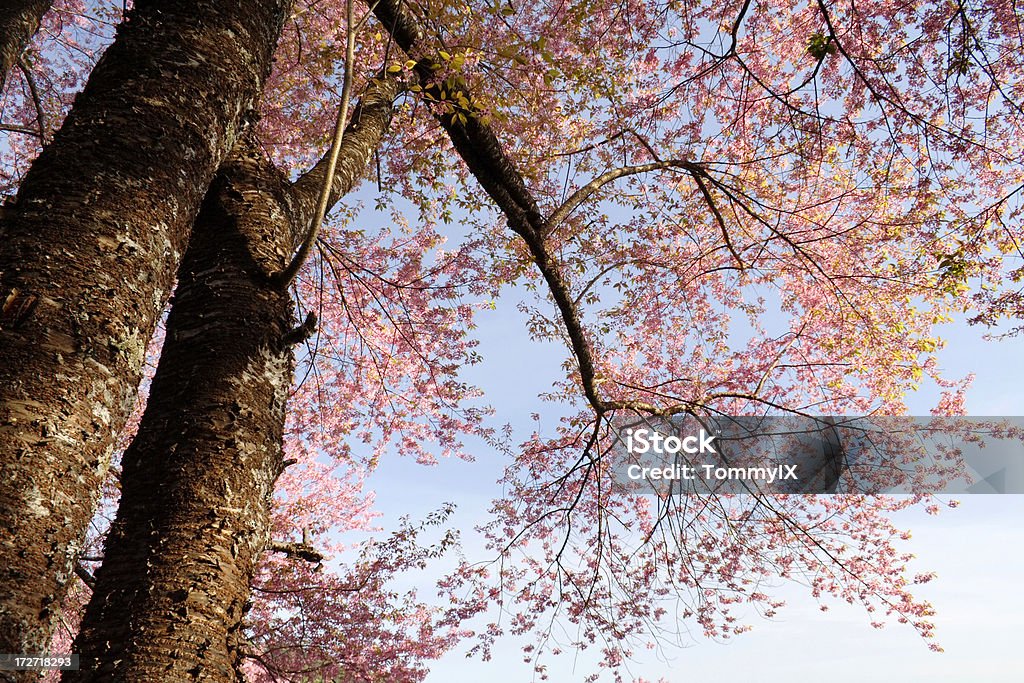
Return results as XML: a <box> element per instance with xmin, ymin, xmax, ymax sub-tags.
<box><xmin>0</xmin><ymin>122</ymin><xmax>40</xmax><ymax>137</ymax></box>
<box><xmin>689</xmin><ymin>170</ymin><xmax>745</xmax><ymax>270</ymax></box>
<box><xmin>548</xmin><ymin>160</ymin><xmax>692</xmax><ymax>232</ymax></box>
<box><xmin>550</xmin><ymin>156</ymin><xmax>746</xmax><ymax>273</ymax></box>
<box><xmin>18</xmin><ymin>56</ymin><xmax>46</xmax><ymax>141</ymax></box>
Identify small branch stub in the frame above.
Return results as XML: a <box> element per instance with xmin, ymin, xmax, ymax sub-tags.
<box><xmin>281</xmin><ymin>312</ymin><xmax>317</xmax><ymax>346</ymax></box>
<box><xmin>75</xmin><ymin>564</ymin><xmax>96</xmax><ymax>589</ymax></box>
<box><xmin>268</xmin><ymin>540</ymin><xmax>324</xmax><ymax>564</ymax></box>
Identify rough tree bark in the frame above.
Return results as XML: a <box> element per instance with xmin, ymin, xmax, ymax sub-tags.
<box><xmin>0</xmin><ymin>0</ymin><xmax>51</xmax><ymax>91</ymax></box>
<box><xmin>0</xmin><ymin>0</ymin><xmax>290</xmax><ymax>660</ymax></box>
<box><xmin>69</xmin><ymin>77</ymin><xmax>399</xmax><ymax>682</ymax></box>
<box><xmin>69</xmin><ymin>137</ymin><xmax>300</xmax><ymax>683</ymax></box>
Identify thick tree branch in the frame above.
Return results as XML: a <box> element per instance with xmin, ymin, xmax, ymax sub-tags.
<box><xmin>373</xmin><ymin>0</ymin><xmax>608</xmax><ymax>411</ymax></box>
<box><xmin>371</xmin><ymin>0</ymin><xmax>745</xmax><ymax>417</ymax></box>
<box><xmin>289</xmin><ymin>73</ymin><xmax>403</xmax><ymax>236</ymax></box>
<box><xmin>277</xmin><ymin>74</ymin><xmax>402</xmax><ymax>286</ymax></box>
<box><xmin>372</xmin><ymin>0</ymin><xmax>546</xmax><ymax>237</ymax></box>
<box><xmin>0</xmin><ymin>0</ymin><xmax>51</xmax><ymax>91</ymax></box>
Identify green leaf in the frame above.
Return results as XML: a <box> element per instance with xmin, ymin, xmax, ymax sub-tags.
<box><xmin>806</xmin><ymin>32</ymin><xmax>836</xmax><ymax>61</ymax></box>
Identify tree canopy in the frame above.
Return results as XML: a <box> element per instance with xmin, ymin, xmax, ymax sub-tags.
<box><xmin>0</xmin><ymin>0</ymin><xmax>1021</xmax><ymax>681</ymax></box>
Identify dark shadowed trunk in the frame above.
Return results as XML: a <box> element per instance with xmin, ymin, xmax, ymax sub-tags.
<box><xmin>0</xmin><ymin>0</ymin><xmax>51</xmax><ymax>91</ymax></box>
<box><xmin>0</xmin><ymin>0</ymin><xmax>289</xmax><ymax>660</ymax></box>
<box><xmin>69</xmin><ymin>77</ymin><xmax>399</xmax><ymax>682</ymax></box>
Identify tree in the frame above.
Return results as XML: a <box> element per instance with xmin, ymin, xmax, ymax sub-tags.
<box><xmin>70</xmin><ymin>73</ymin><xmax>400</xmax><ymax>679</ymax></box>
<box><xmin>0</xmin><ymin>0</ymin><xmax>292</xmax><ymax>659</ymax></box>
<box><xmin>1</xmin><ymin>0</ymin><xmax>1022</xmax><ymax>681</ymax></box>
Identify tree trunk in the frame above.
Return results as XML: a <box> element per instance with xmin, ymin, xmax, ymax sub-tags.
<box><xmin>0</xmin><ymin>0</ymin><xmax>289</xmax><ymax>659</ymax></box>
<box><xmin>68</xmin><ymin>138</ymin><xmax>298</xmax><ymax>683</ymax></box>
<box><xmin>0</xmin><ymin>0</ymin><xmax>51</xmax><ymax>91</ymax></box>
<box><xmin>69</xmin><ymin>76</ymin><xmax>400</xmax><ymax>682</ymax></box>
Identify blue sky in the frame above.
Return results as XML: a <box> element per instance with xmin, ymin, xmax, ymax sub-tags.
<box><xmin>361</xmin><ymin>292</ymin><xmax>1024</xmax><ymax>682</ymax></box>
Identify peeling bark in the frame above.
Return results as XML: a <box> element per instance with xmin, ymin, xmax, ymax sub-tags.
<box><xmin>70</xmin><ymin>77</ymin><xmax>398</xmax><ymax>681</ymax></box>
<box><xmin>0</xmin><ymin>0</ymin><xmax>290</xmax><ymax>659</ymax></box>
<box><xmin>0</xmin><ymin>0</ymin><xmax>51</xmax><ymax>92</ymax></box>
